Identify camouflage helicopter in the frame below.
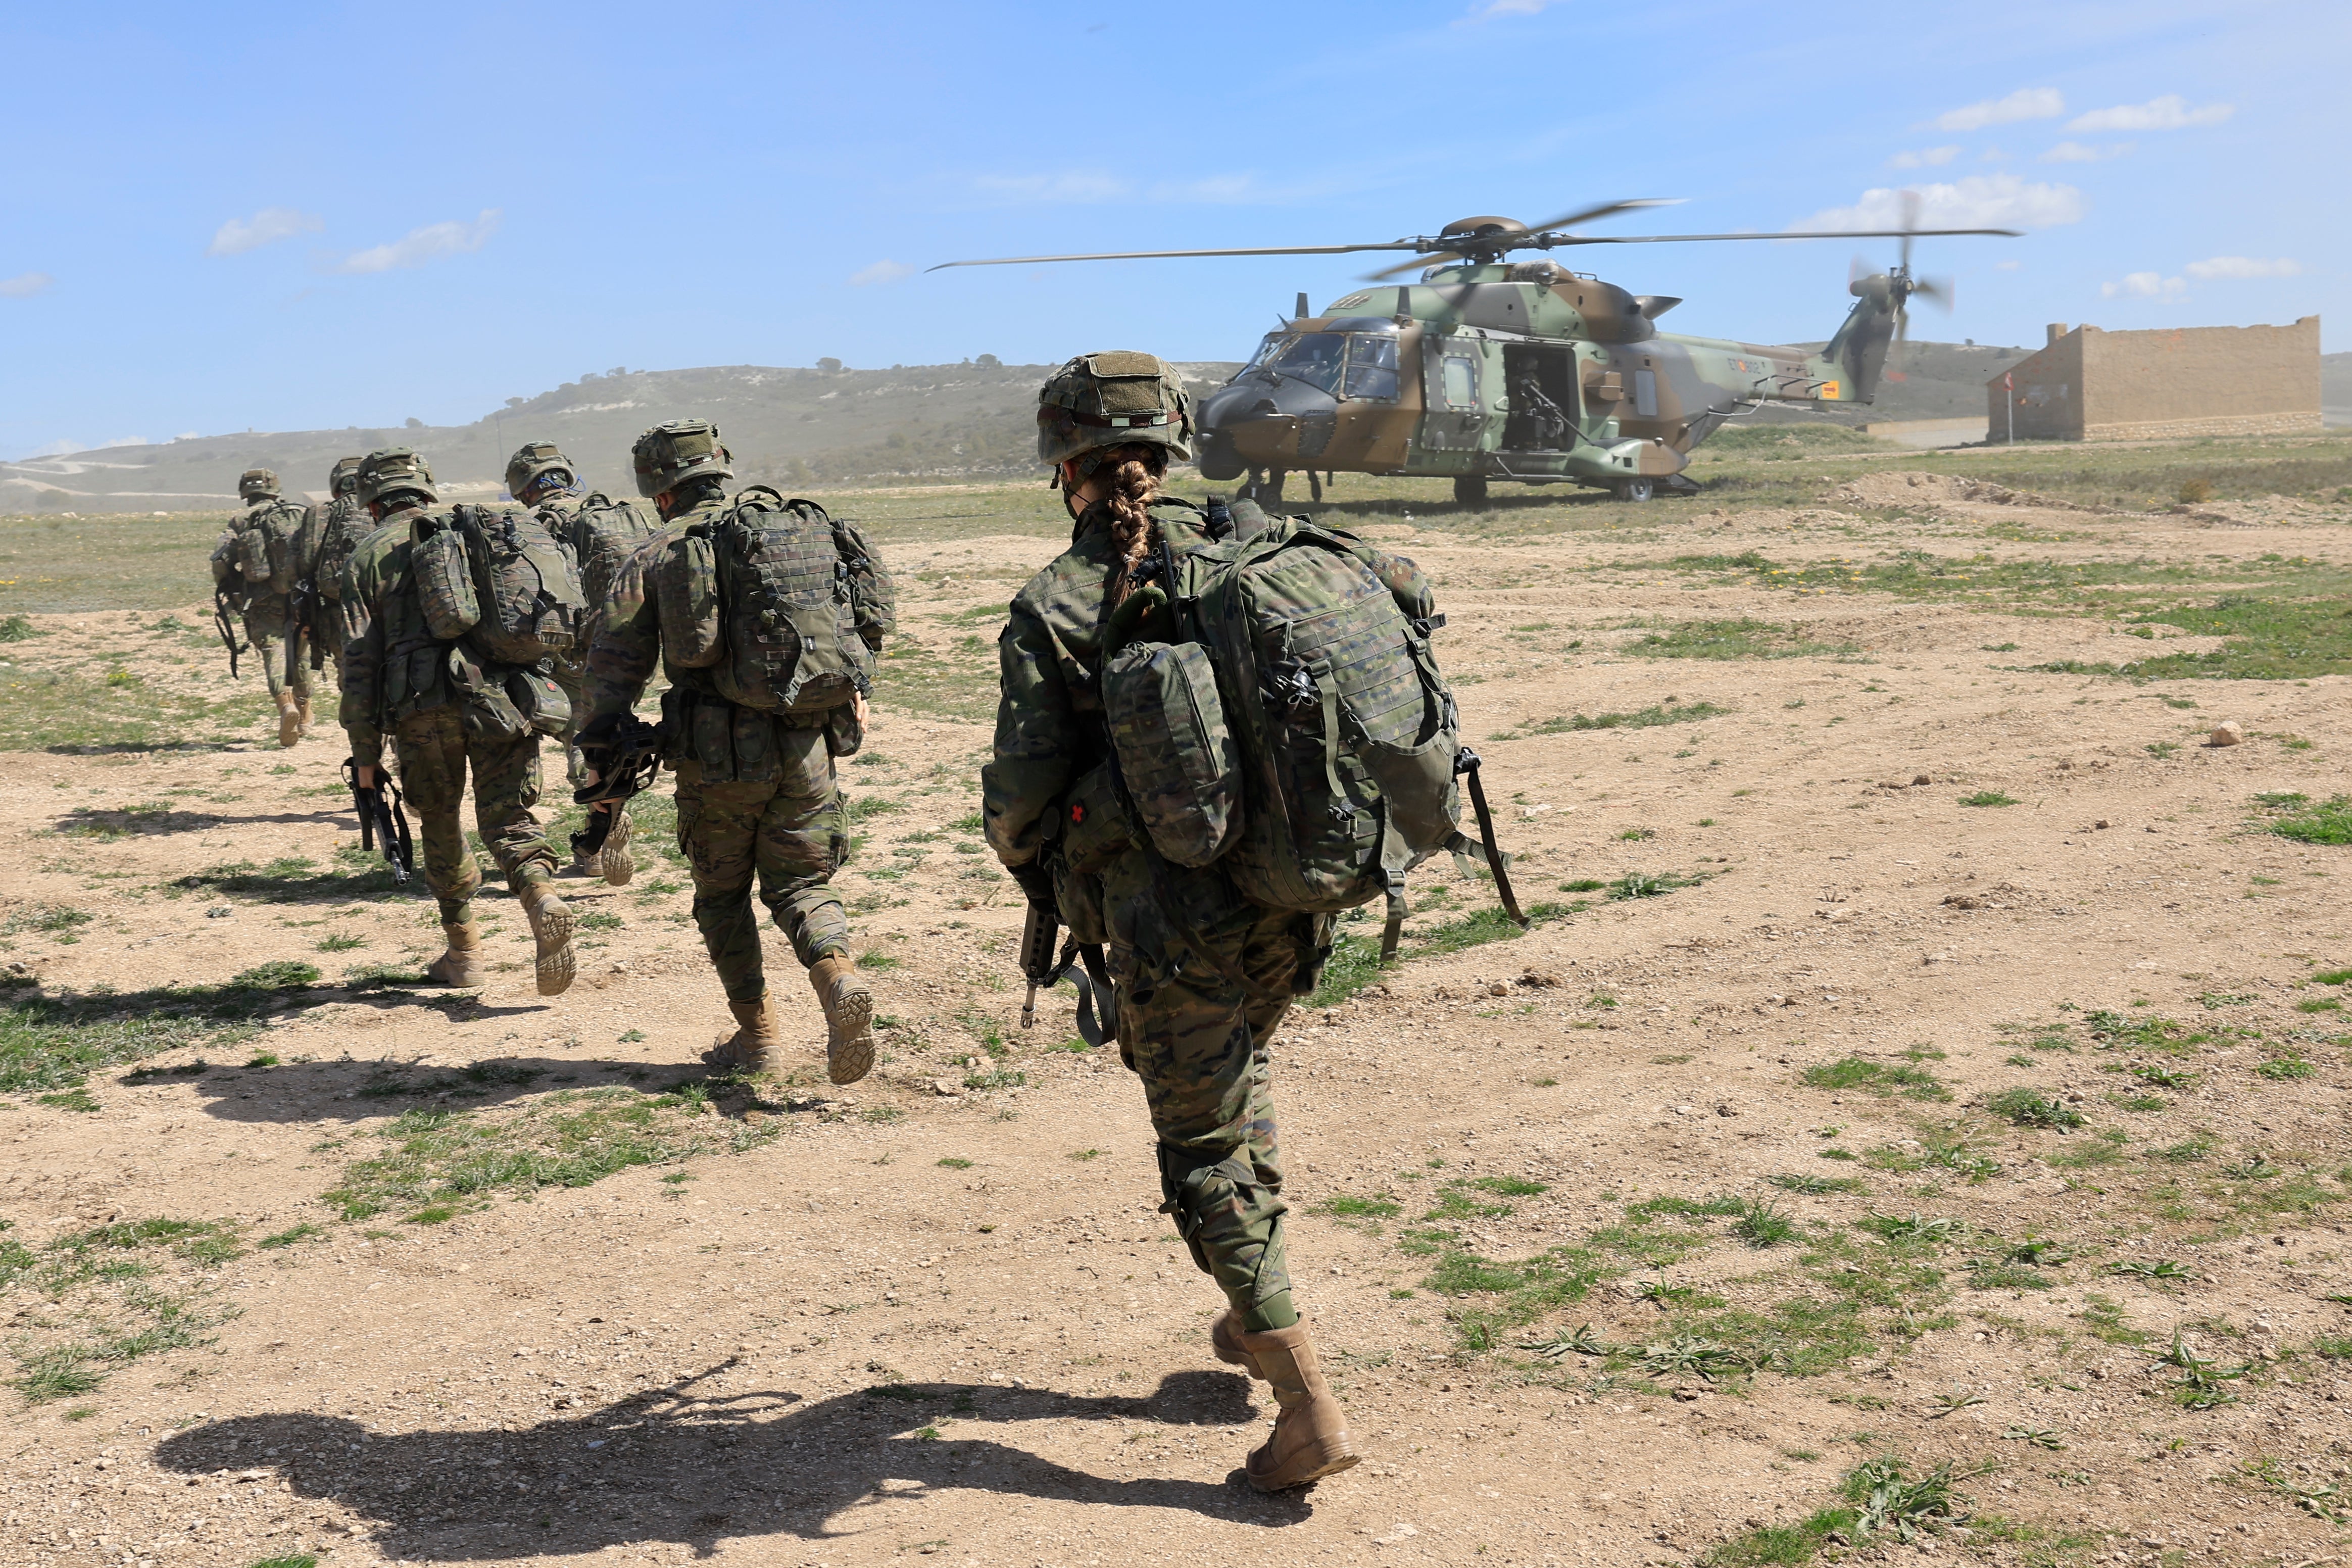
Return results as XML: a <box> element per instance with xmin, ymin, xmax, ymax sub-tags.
<box><xmin>933</xmin><ymin>198</ymin><xmax>2015</xmax><ymax>506</ymax></box>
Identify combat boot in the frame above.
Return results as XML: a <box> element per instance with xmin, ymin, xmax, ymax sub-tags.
<box><xmin>808</xmin><ymin>954</ymin><xmax>874</xmax><ymax>1085</ymax></box>
<box><xmin>516</xmin><ymin>878</ymin><xmax>576</xmax><ymax>996</ymax></box>
<box><xmin>424</xmin><ymin>919</ymin><xmax>484</xmax><ymax>988</ymax></box>
<box><xmin>1212</xmin><ymin>1308</ymin><xmax>1263</xmax><ymax>1378</ymax></box>
<box><xmin>275</xmin><ymin>692</ymin><xmax>302</xmax><ymax>748</ymax></box>
<box><xmin>703</xmin><ymin>994</ymin><xmax>781</xmax><ymax>1073</ymax></box>
<box><xmin>598</xmin><ymin>808</ymin><xmax>635</xmax><ymax>888</ymax></box>
<box><xmin>1229</xmin><ymin>1319</ymin><xmax>1359</xmax><ymax>1491</ymax></box>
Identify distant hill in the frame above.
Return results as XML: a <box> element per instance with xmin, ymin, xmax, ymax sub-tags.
<box><xmin>2</xmin><ymin>339</ymin><xmax>2035</xmax><ymax>512</ymax></box>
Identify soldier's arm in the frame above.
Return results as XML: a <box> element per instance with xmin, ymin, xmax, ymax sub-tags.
<box><xmin>981</xmin><ymin>598</ymin><xmax>1078</xmax><ymax>867</ymax></box>
<box><xmin>837</xmin><ymin>517</ymin><xmax>898</xmax><ymax>652</ymax></box>
<box><xmin>581</xmin><ymin>535</ymin><xmax>664</xmax><ymax>729</ymax></box>
<box><xmin>337</xmin><ymin>570</ymin><xmax>387</xmax><ymax>767</ymax></box>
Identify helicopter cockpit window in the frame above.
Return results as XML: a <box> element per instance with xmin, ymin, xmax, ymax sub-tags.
<box><xmin>1263</xmin><ymin>332</ymin><xmax>1349</xmax><ymax>393</ymax></box>
<box><xmin>1342</xmin><ymin>334</ymin><xmax>1400</xmax><ymax>401</ymax></box>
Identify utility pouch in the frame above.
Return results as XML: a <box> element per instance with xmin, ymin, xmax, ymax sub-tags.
<box><xmin>657</xmin><ymin>528</ymin><xmax>723</xmax><ymax>668</ymax></box>
<box><xmin>1104</xmin><ymin>639</ymin><xmax>1242</xmax><ymax>868</ymax></box>
<box><xmin>1060</xmin><ymin>761</ymin><xmax>1135</xmax><ymax>876</ymax></box>
<box><xmin>730</xmin><ymin>705</ymin><xmax>779</xmax><ymax>785</ymax></box>
<box><xmin>448</xmin><ymin>646</ymin><xmax>528</xmax><ymax>741</ymax></box>
<box><xmin>413</xmin><ymin>524</ymin><xmax>481</xmax><ymax>641</ymax></box>
<box><xmin>689</xmin><ymin>695</ymin><xmax>737</xmax><ymax>781</ymax></box>
<box><xmin>823</xmin><ymin>699</ymin><xmax>865</xmax><ymax>758</ymax></box>
<box><xmin>507</xmin><ymin>665</ymin><xmax>571</xmax><ymax>737</ymax></box>
<box><xmin>657</xmin><ymin>686</ymin><xmax>694</xmax><ymax>762</ymax></box>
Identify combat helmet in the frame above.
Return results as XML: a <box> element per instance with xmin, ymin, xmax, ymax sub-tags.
<box><xmin>630</xmin><ymin>419</ymin><xmax>732</xmax><ymax>500</ymax></box>
<box><xmin>1036</xmin><ymin>352</ymin><xmax>1193</xmax><ymax>473</ymax></box>
<box><xmin>505</xmin><ymin>441</ymin><xmax>576</xmax><ymax>502</ymax></box>
<box><xmin>327</xmin><ymin>456</ymin><xmax>364</xmax><ymax>497</ymax></box>
<box><xmin>354</xmin><ymin>448</ymin><xmax>438</xmax><ymax>509</ymax></box>
<box><xmin>238</xmin><ymin>468</ymin><xmax>280</xmax><ymax>501</ymax></box>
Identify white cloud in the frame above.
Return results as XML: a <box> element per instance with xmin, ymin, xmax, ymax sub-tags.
<box><xmin>1889</xmin><ymin>146</ymin><xmax>1962</xmax><ymax>169</ymax></box>
<box><xmin>848</xmin><ymin>259</ymin><xmax>915</xmax><ymax>286</ymax></box>
<box><xmin>1472</xmin><ymin>0</ymin><xmax>1566</xmax><ymax>14</ymax></box>
<box><xmin>1792</xmin><ymin>174</ymin><xmax>2084</xmax><ymax>234</ymax></box>
<box><xmin>2185</xmin><ymin>255</ymin><xmax>2302</xmax><ymax>280</ymax></box>
<box><xmin>973</xmin><ymin>171</ymin><xmax>1130</xmax><ymax>205</ymax></box>
<box><xmin>2101</xmin><ymin>272</ymin><xmax>2187</xmax><ymax>301</ymax></box>
<box><xmin>325</xmin><ymin>209</ymin><xmax>502</xmax><ymax>274</ymax></box>
<box><xmin>206</xmin><ymin>207</ymin><xmax>322</xmax><ymax>257</ymax></box>
<box><xmin>2067</xmin><ymin>95</ymin><xmax>2232</xmax><ymax>132</ymax></box>
<box><xmin>2041</xmin><ymin>140</ymin><xmax>2132</xmax><ymax>163</ymax></box>
<box><xmin>0</xmin><ymin>271</ymin><xmax>54</xmax><ymax>298</ymax></box>
<box><xmin>1929</xmin><ymin>88</ymin><xmax>2064</xmax><ymax>132</ymax></box>
<box><xmin>1995</xmin><ymin>259</ymin><xmax>2022</xmax><ymax>271</ymax></box>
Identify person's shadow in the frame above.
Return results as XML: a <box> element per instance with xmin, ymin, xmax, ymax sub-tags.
<box><xmin>154</xmin><ymin>1364</ymin><xmax>1314</xmax><ymax>1559</ymax></box>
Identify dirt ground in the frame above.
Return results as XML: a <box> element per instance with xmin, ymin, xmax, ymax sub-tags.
<box><xmin>2</xmin><ymin>479</ymin><xmax>2349</xmax><ymax>1568</ymax></box>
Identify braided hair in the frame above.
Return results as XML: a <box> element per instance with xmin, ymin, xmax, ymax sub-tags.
<box><xmin>1090</xmin><ymin>442</ymin><xmax>1169</xmax><ymax>607</ymax></box>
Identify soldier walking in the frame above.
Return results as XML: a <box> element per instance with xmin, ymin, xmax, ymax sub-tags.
<box><xmin>504</xmin><ymin>440</ymin><xmax>651</xmax><ymax>885</ymax></box>
<box><xmin>296</xmin><ymin>456</ymin><xmax>370</xmax><ymax>687</ymax></box>
<box><xmin>219</xmin><ymin>468</ymin><xmax>315</xmax><ymax>745</ymax></box>
<box><xmin>579</xmin><ymin>419</ymin><xmax>893</xmax><ymax>1080</ymax></box>
<box><xmin>981</xmin><ymin>353</ymin><xmax>1359</xmax><ymax>1491</ymax></box>
<box><xmin>334</xmin><ymin>449</ymin><xmax>576</xmax><ymax>994</ymax></box>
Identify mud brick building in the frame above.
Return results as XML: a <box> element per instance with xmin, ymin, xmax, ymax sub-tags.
<box><xmin>1990</xmin><ymin>316</ymin><xmax>2321</xmax><ymax>441</ymax></box>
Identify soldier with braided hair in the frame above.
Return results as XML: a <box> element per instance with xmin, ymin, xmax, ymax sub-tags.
<box><xmin>981</xmin><ymin>352</ymin><xmax>1359</xmax><ymax>1492</ymax></box>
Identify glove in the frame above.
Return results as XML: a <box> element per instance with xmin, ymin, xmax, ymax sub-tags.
<box><xmin>1006</xmin><ymin>857</ymin><xmax>1055</xmax><ymax>908</ymax></box>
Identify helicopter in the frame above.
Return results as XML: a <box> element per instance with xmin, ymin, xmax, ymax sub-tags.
<box><xmin>932</xmin><ymin>198</ymin><xmax>2016</xmax><ymax>506</ymax></box>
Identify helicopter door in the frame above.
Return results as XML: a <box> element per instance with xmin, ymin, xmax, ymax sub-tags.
<box><xmin>1420</xmin><ymin>338</ymin><xmax>1486</xmax><ymax>451</ymax></box>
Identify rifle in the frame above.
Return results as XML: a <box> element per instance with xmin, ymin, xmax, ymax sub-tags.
<box><xmin>213</xmin><ymin>590</ymin><xmax>246</xmax><ymax>679</ymax></box>
<box><xmin>571</xmin><ymin>713</ymin><xmax>668</xmax><ymax>859</ymax></box>
<box><xmin>342</xmin><ymin>759</ymin><xmax>415</xmax><ymax>884</ymax></box>
<box><xmin>290</xmin><ymin>577</ymin><xmax>327</xmax><ymax>672</ymax></box>
<box><xmin>1017</xmin><ymin>895</ymin><xmax>1117</xmax><ymax>1047</ymax></box>
<box><xmin>1451</xmin><ymin>746</ymin><xmax>1528</xmax><ymax>929</ymax></box>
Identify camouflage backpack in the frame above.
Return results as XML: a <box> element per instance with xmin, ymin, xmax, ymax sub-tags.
<box><xmin>209</xmin><ymin>530</ymin><xmax>251</xmax><ymax>614</ymax></box>
<box><xmin>1103</xmin><ymin>517</ymin><xmax>1461</xmax><ymax>949</ymax></box>
<box><xmin>561</xmin><ymin>493</ymin><xmax>656</xmax><ymax>618</ymax></box>
<box><xmin>234</xmin><ymin>499</ymin><xmax>306</xmax><ymax>596</ymax></box>
<box><xmin>660</xmin><ymin>487</ymin><xmax>890</xmax><ymax>714</ymax></box>
<box><xmin>313</xmin><ymin>495</ymin><xmax>370</xmax><ymax>601</ymax></box>
<box><xmin>448</xmin><ymin>504</ymin><xmax>586</xmax><ymax>667</ymax></box>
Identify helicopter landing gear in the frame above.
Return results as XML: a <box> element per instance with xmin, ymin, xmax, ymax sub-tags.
<box><xmin>1613</xmin><ymin>477</ymin><xmax>1655</xmax><ymax>503</ymax></box>
<box><xmin>1452</xmin><ymin>474</ymin><xmax>1488</xmax><ymax>508</ymax></box>
<box><xmin>1240</xmin><ymin>468</ymin><xmax>1286</xmax><ymax>511</ymax></box>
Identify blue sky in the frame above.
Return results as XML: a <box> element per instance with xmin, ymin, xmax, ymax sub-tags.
<box><xmin>1</xmin><ymin>0</ymin><xmax>2339</xmax><ymax>458</ymax></box>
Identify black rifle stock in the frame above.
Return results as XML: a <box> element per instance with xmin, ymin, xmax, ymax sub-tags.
<box><xmin>1017</xmin><ymin>900</ymin><xmax>1060</xmax><ymax>1029</ymax></box>
<box><xmin>213</xmin><ymin>591</ymin><xmax>245</xmax><ymax>679</ymax></box>
<box><xmin>571</xmin><ymin>715</ymin><xmax>668</xmax><ymax>858</ymax></box>
<box><xmin>342</xmin><ymin>760</ymin><xmax>414</xmax><ymax>884</ymax></box>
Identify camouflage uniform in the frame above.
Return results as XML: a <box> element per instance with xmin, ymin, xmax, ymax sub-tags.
<box><xmin>982</xmin><ymin>495</ymin><xmax>1319</xmax><ymax>1331</ymax></box>
<box><xmin>336</xmin><ymin>498</ymin><xmax>558</xmax><ymax>917</ymax></box>
<box><xmin>297</xmin><ymin>457</ymin><xmax>370</xmax><ymax>686</ymax></box>
<box><xmin>584</xmin><ymin>489</ymin><xmax>860</xmax><ymax>998</ymax></box>
<box><xmin>230</xmin><ymin>482</ymin><xmax>313</xmax><ymax>711</ymax></box>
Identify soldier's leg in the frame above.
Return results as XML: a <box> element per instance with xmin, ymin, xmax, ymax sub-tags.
<box><xmin>550</xmin><ymin>652</ymin><xmax>589</xmax><ymax>790</ymax></box>
<box><xmin>752</xmin><ymin>725</ymin><xmax>851</xmax><ymax>965</ymax></box>
<box><xmin>466</xmin><ymin>729</ymin><xmax>572</xmax><ymax>995</ymax></box>
<box><xmin>393</xmin><ymin>709</ymin><xmax>484</xmax><ymax>984</ymax></box>
<box><xmin>674</xmin><ymin>760</ymin><xmax>776</xmax><ymax>1005</ymax></box>
<box><xmin>754</xmin><ymin>725</ymin><xmax>869</xmax><ymax>1083</ymax></box>
<box><xmin>1112</xmin><ymin>867</ymin><xmax>1305</xmax><ymax>1332</ymax></box>
<box><xmin>243</xmin><ymin>606</ymin><xmax>301</xmax><ymax>746</ymax></box>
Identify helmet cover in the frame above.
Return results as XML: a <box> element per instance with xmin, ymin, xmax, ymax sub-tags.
<box><xmin>354</xmin><ymin>448</ymin><xmax>439</xmax><ymax>508</ymax></box>
<box><xmin>505</xmin><ymin>441</ymin><xmax>576</xmax><ymax>502</ymax></box>
<box><xmin>1036</xmin><ymin>351</ymin><xmax>1193</xmax><ymax>470</ymax></box>
<box><xmin>328</xmin><ymin>456</ymin><xmax>364</xmax><ymax>497</ymax></box>
<box><xmin>238</xmin><ymin>468</ymin><xmax>280</xmax><ymax>501</ymax></box>
<box><xmin>630</xmin><ymin>419</ymin><xmax>732</xmax><ymax>500</ymax></box>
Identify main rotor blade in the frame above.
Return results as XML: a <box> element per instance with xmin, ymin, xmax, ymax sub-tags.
<box><xmin>1548</xmin><ymin>227</ymin><xmax>2022</xmax><ymax>245</ymax></box>
<box><xmin>1360</xmin><ymin>249</ymin><xmax>1468</xmax><ymax>281</ymax></box>
<box><xmin>926</xmin><ymin>241</ymin><xmax>1425</xmax><ymax>271</ymax></box>
<box><xmin>1520</xmin><ymin>197</ymin><xmax>1684</xmax><ymax>235</ymax></box>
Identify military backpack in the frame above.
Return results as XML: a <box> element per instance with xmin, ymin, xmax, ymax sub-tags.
<box><xmin>232</xmin><ymin>499</ymin><xmax>306</xmax><ymax>597</ymax></box>
<box><xmin>1102</xmin><ymin>516</ymin><xmax>1462</xmax><ymax>947</ymax></box>
<box><xmin>313</xmin><ymin>495</ymin><xmax>369</xmax><ymax>601</ymax></box>
<box><xmin>560</xmin><ymin>493</ymin><xmax>656</xmax><ymax>619</ymax></box>
<box><xmin>656</xmin><ymin>487</ymin><xmax>892</xmax><ymax>714</ymax></box>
